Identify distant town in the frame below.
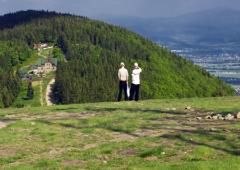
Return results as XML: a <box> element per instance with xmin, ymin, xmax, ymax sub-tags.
<box><xmin>169</xmin><ymin>46</ymin><xmax>240</xmax><ymax>95</ymax></box>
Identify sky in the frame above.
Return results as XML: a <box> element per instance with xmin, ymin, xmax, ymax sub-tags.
<box><xmin>0</xmin><ymin>0</ymin><xmax>240</xmax><ymax>18</ymax></box>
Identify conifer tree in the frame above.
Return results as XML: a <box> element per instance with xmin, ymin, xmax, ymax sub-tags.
<box><xmin>26</xmin><ymin>82</ymin><xmax>34</xmax><ymax>100</ymax></box>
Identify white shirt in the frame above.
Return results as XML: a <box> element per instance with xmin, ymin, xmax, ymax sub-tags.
<box><xmin>132</xmin><ymin>68</ymin><xmax>142</xmax><ymax>85</ymax></box>
<box><xmin>118</xmin><ymin>67</ymin><xmax>129</xmax><ymax>81</ymax></box>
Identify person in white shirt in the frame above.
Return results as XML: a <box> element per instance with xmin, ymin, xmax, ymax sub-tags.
<box><xmin>130</xmin><ymin>63</ymin><xmax>142</xmax><ymax>101</ymax></box>
<box><xmin>118</xmin><ymin>62</ymin><xmax>129</xmax><ymax>101</ymax></box>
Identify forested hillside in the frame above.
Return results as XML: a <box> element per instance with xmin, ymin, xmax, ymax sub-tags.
<box><xmin>0</xmin><ymin>10</ymin><xmax>235</xmax><ymax>105</ymax></box>
<box><xmin>0</xmin><ymin>41</ymin><xmax>32</xmax><ymax>107</ymax></box>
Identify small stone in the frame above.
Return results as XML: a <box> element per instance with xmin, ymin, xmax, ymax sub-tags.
<box><xmin>196</xmin><ymin>117</ymin><xmax>202</xmax><ymax>120</ymax></box>
<box><xmin>234</xmin><ymin>112</ymin><xmax>240</xmax><ymax>119</ymax></box>
<box><xmin>224</xmin><ymin>114</ymin><xmax>234</xmax><ymax>120</ymax></box>
<box><xmin>103</xmin><ymin>160</ymin><xmax>107</xmax><ymax>164</ymax></box>
<box><xmin>161</xmin><ymin>152</ymin><xmax>166</xmax><ymax>155</ymax></box>
<box><xmin>218</xmin><ymin>116</ymin><xmax>224</xmax><ymax>120</ymax></box>
<box><xmin>185</xmin><ymin>106</ymin><xmax>191</xmax><ymax>110</ymax></box>
<box><xmin>212</xmin><ymin>115</ymin><xmax>218</xmax><ymax>120</ymax></box>
<box><xmin>205</xmin><ymin>115</ymin><xmax>212</xmax><ymax>120</ymax></box>
<box><xmin>207</xmin><ymin>112</ymin><xmax>214</xmax><ymax>116</ymax></box>
<box><xmin>171</xmin><ymin>108</ymin><xmax>177</xmax><ymax>111</ymax></box>
<box><xmin>216</xmin><ymin>114</ymin><xmax>224</xmax><ymax>120</ymax></box>
<box><xmin>31</xmin><ymin>122</ymin><xmax>36</xmax><ymax>125</ymax></box>
<box><xmin>210</xmin><ymin>128</ymin><xmax>217</xmax><ymax>132</ymax></box>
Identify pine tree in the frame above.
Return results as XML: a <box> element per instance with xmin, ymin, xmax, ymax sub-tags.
<box><xmin>26</xmin><ymin>82</ymin><xmax>34</xmax><ymax>100</ymax></box>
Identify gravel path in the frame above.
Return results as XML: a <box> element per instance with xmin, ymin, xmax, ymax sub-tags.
<box><xmin>46</xmin><ymin>78</ymin><xmax>55</xmax><ymax>106</ymax></box>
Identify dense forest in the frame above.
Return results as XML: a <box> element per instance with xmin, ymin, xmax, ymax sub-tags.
<box><xmin>0</xmin><ymin>10</ymin><xmax>235</xmax><ymax>106</ymax></box>
<box><xmin>0</xmin><ymin>41</ymin><xmax>32</xmax><ymax>107</ymax></box>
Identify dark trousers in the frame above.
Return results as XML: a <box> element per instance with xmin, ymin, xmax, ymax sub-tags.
<box><xmin>118</xmin><ymin>81</ymin><xmax>128</xmax><ymax>101</ymax></box>
<box><xmin>130</xmin><ymin>84</ymin><xmax>140</xmax><ymax>101</ymax></box>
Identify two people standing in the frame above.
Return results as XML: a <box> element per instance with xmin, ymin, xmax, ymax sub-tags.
<box><xmin>117</xmin><ymin>62</ymin><xmax>142</xmax><ymax>101</ymax></box>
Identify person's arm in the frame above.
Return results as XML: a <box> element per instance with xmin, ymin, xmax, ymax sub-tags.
<box><xmin>126</xmin><ymin>70</ymin><xmax>129</xmax><ymax>83</ymax></box>
<box><xmin>118</xmin><ymin>70</ymin><xmax>121</xmax><ymax>80</ymax></box>
<box><xmin>139</xmin><ymin>67</ymin><xmax>142</xmax><ymax>73</ymax></box>
<box><xmin>133</xmin><ymin>68</ymin><xmax>142</xmax><ymax>75</ymax></box>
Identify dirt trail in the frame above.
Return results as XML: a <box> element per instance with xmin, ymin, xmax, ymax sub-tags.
<box><xmin>40</xmin><ymin>80</ymin><xmax>44</xmax><ymax>106</ymax></box>
<box><xmin>0</xmin><ymin>121</ymin><xmax>9</xmax><ymax>129</ymax></box>
<box><xmin>46</xmin><ymin>78</ymin><xmax>55</xmax><ymax>106</ymax></box>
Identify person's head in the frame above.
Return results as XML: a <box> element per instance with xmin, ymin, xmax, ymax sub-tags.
<box><xmin>120</xmin><ymin>62</ymin><xmax>125</xmax><ymax>68</ymax></box>
<box><xmin>134</xmin><ymin>62</ymin><xmax>139</xmax><ymax>69</ymax></box>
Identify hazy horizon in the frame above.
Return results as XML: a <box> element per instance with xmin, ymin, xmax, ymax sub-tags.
<box><xmin>0</xmin><ymin>0</ymin><xmax>240</xmax><ymax>18</ymax></box>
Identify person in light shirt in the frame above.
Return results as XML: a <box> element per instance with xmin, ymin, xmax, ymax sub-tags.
<box><xmin>117</xmin><ymin>62</ymin><xmax>129</xmax><ymax>101</ymax></box>
<box><xmin>129</xmin><ymin>63</ymin><xmax>142</xmax><ymax>101</ymax></box>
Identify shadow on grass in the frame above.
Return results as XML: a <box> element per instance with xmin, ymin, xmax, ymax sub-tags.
<box><xmin>37</xmin><ymin>119</ymin><xmax>140</xmax><ymax>138</ymax></box>
<box><xmin>161</xmin><ymin>133</ymin><xmax>240</xmax><ymax>156</ymax></box>
<box><xmin>37</xmin><ymin>117</ymin><xmax>240</xmax><ymax>156</ymax></box>
<box><xmin>84</xmin><ymin>107</ymin><xmax>187</xmax><ymax>115</ymax></box>
<box><xmin>36</xmin><ymin>106</ymin><xmax>240</xmax><ymax>156</ymax></box>
<box><xmin>52</xmin><ymin>107</ymin><xmax>79</xmax><ymax>112</ymax></box>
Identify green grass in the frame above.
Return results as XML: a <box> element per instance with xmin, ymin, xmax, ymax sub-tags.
<box><xmin>19</xmin><ymin>51</ymin><xmax>39</xmax><ymax>69</ymax></box>
<box><xmin>0</xmin><ymin>97</ymin><xmax>240</xmax><ymax>169</ymax></box>
<box><xmin>39</xmin><ymin>48</ymin><xmax>53</xmax><ymax>58</ymax></box>
<box><xmin>12</xmin><ymin>81</ymin><xmax>41</xmax><ymax>108</ymax></box>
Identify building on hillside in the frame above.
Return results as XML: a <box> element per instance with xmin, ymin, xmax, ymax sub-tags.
<box><xmin>34</xmin><ymin>43</ymin><xmax>53</xmax><ymax>51</ymax></box>
<box><xmin>38</xmin><ymin>58</ymin><xmax>57</xmax><ymax>73</ymax></box>
<box><xmin>34</xmin><ymin>43</ymin><xmax>48</xmax><ymax>51</ymax></box>
<box><xmin>29</xmin><ymin>57</ymin><xmax>58</xmax><ymax>78</ymax></box>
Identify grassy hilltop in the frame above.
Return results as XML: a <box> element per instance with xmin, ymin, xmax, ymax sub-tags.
<box><xmin>0</xmin><ymin>97</ymin><xmax>240</xmax><ymax>169</ymax></box>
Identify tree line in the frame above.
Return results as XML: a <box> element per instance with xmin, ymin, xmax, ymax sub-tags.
<box><xmin>0</xmin><ymin>41</ymin><xmax>32</xmax><ymax>107</ymax></box>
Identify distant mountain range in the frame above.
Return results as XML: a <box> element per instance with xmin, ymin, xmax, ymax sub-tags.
<box><xmin>99</xmin><ymin>8</ymin><xmax>240</xmax><ymax>48</ymax></box>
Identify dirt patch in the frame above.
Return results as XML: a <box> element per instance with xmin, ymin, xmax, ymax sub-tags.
<box><xmin>0</xmin><ymin>148</ymin><xmax>17</xmax><ymax>157</ymax></box>
<box><xmin>49</xmin><ymin>148</ymin><xmax>66</xmax><ymax>156</ymax></box>
<box><xmin>119</xmin><ymin>148</ymin><xmax>136</xmax><ymax>156</ymax></box>
<box><xmin>83</xmin><ymin>143</ymin><xmax>98</xmax><ymax>150</ymax></box>
<box><xmin>111</xmin><ymin>132</ymin><xmax>137</xmax><ymax>142</ymax></box>
<box><xmin>133</xmin><ymin>129</ymin><xmax>168</xmax><ymax>137</ymax></box>
<box><xmin>144</xmin><ymin>156</ymin><xmax>158</xmax><ymax>161</ymax></box>
<box><xmin>62</xmin><ymin>160</ymin><xmax>85</xmax><ymax>167</ymax></box>
<box><xmin>4</xmin><ymin>111</ymin><xmax>98</xmax><ymax>122</ymax></box>
<box><xmin>0</xmin><ymin>121</ymin><xmax>12</xmax><ymax>129</ymax></box>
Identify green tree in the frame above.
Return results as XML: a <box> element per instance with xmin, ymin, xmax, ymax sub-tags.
<box><xmin>26</xmin><ymin>82</ymin><xmax>34</xmax><ymax>100</ymax></box>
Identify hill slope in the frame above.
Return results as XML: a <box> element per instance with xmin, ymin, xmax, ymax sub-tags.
<box><xmin>0</xmin><ymin>10</ymin><xmax>235</xmax><ymax>106</ymax></box>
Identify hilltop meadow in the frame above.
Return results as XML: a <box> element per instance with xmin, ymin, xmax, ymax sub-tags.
<box><xmin>0</xmin><ymin>97</ymin><xmax>240</xmax><ymax>169</ymax></box>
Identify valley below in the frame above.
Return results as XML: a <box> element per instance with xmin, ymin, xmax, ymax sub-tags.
<box><xmin>161</xmin><ymin>41</ymin><xmax>240</xmax><ymax>94</ymax></box>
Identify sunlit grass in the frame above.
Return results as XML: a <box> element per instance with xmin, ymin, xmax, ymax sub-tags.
<box><xmin>0</xmin><ymin>96</ymin><xmax>240</xmax><ymax>169</ymax></box>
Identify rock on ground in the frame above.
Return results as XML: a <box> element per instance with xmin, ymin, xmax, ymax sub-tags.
<box><xmin>234</xmin><ymin>112</ymin><xmax>240</xmax><ymax>119</ymax></box>
<box><xmin>224</xmin><ymin>114</ymin><xmax>234</xmax><ymax>120</ymax></box>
